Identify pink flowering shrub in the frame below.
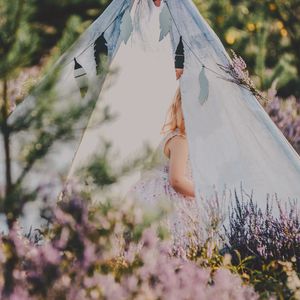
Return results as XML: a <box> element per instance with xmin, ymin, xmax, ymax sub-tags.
<box><xmin>0</xmin><ymin>193</ymin><xmax>259</xmax><ymax>300</ymax></box>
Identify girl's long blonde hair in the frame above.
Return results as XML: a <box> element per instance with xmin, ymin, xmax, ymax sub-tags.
<box><xmin>161</xmin><ymin>87</ymin><xmax>185</xmax><ymax>135</ymax></box>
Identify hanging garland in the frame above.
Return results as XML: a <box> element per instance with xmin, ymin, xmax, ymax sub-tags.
<box><xmin>72</xmin><ymin>1</ymin><xmax>222</xmax><ymax>105</ymax></box>
<box><xmin>73</xmin><ymin>6</ymin><xmax>134</xmax><ymax>98</ymax></box>
<box><xmin>159</xmin><ymin>2</ymin><xmax>210</xmax><ymax>105</ymax></box>
<box><xmin>161</xmin><ymin>1</ymin><xmax>269</xmax><ymax>105</ymax></box>
<box><xmin>71</xmin><ymin>0</ymin><xmax>264</xmax><ymax>105</ymax></box>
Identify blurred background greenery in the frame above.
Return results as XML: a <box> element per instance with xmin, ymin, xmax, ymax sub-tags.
<box><xmin>195</xmin><ymin>0</ymin><xmax>300</xmax><ymax>98</ymax></box>
<box><xmin>2</xmin><ymin>0</ymin><xmax>300</xmax><ymax>95</ymax></box>
<box><xmin>2</xmin><ymin>0</ymin><xmax>299</xmax><ymax>95</ymax></box>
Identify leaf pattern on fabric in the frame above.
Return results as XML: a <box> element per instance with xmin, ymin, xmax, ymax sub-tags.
<box><xmin>199</xmin><ymin>66</ymin><xmax>209</xmax><ymax>105</ymax></box>
<box><xmin>159</xmin><ymin>3</ymin><xmax>172</xmax><ymax>41</ymax></box>
<box><xmin>120</xmin><ymin>9</ymin><xmax>133</xmax><ymax>44</ymax></box>
<box><xmin>74</xmin><ymin>58</ymin><xmax>89</xmax><ymax>98</ymax></box>
<box><xmin>93</xmin><ymin>32</ymin><xmax>108</xmax><ymax>75</ymax></box>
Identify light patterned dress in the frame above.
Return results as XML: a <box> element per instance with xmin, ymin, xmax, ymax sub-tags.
<box><xmin>127</xmin><ymin>129</ymin><xmax>202</xmax><ymax>253</ymax></box>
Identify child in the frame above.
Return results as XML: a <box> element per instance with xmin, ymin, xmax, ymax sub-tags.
<box><xmin>127</xmin><ymin>87</ymin><xmax>201</xmax><ymax>252</ymax></box>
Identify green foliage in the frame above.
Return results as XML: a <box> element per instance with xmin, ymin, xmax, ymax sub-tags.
<box><xmin>194</xmin><ymin>0</ymin><xmax>300</xmax><ymax>97</ymax></box>
<box><xmin>185</xmin><ymin>239</ymin><xmax>300</xmax><ymax>299</ymax></box>
<box><xmin>83</xmin><ymin>143</ymin><xmax>118</xmax><ymax>188</ymax></box>
<box><xmin>0</xmin><ymin>0</ymin><xmax>35</xmax><ymax>78</ymax></box>
<box><xmin>0</xmin><ymin>0</ymin><xmax>112</xmax><ymax>227</ymax></box>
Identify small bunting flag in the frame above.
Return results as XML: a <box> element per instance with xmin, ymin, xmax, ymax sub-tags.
<box><xmin>175</xmin><ymin>36</ymin><xmax>185</xmax><ymax>69</ymax></box>
<box><xmin>94</xmin><ymin>32</ymin><xmax>108</xmax><ymax>75</ymax></box>
<box><xmin>74</xmin><ymin>58</ymin><xmax>88</xmax><ymax>98</ymax></box>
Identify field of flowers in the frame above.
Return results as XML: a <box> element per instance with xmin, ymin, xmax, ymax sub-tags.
<box><xmin>0</xmin><ymin>179</ymin><xmax>300</xmax><ymax>299</ymax></box>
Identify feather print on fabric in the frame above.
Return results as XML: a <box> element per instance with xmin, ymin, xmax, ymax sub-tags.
<box><xmin>120</xmin><ymin>8</ymin><xmax>133</xmax><ymax>44</ymax></box>
<box><xmin>74</xmin><ymin>58</ymin><xmax>88</xmax><ymax>98</ymax></box>
<box><xmin>93</xmin><ymin>32</ymin><xmax>108</xmax><ymax>75</ymax></box>
<box><xmin>198</xmin><ymin>66</ymin><xmax>209</xmax><ymax>105</ymax></box>
<box><xmin>159</xmin><ymin>2</ymin><xmax>172</xmax><ymax>41</ymax></box>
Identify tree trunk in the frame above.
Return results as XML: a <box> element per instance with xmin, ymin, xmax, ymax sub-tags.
<box><xmin>1</xmin><ymin>79</ymin><xmax>12</xmax><ymax>196</ymax></box>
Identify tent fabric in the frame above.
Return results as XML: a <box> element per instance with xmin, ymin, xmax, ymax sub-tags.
<box><xmin>164</xmin><ymin>0</ymin><xmax>300</xmax><ymax>207</ymax></box>
<box><xmin>1</xmin><ymin>0</ymin><xmax>134</xmax><ymax>197</ymax></box>
<box><xmin>2</xmin><ymin>0</ymin><xmax>300</xmax><ymax>228</ymax></box>
<box><xmin>66</xmin><ymin>0</ymin><xmax>179</xmax><ymax>201</ymax></box>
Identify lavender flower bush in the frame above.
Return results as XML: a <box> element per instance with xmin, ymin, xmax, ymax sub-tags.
<box><xmin>0</xmin><ymin>192</ymin><xmax>259</xmax><ymax>300</ymax></box>
<box><xmin>264</xmin><ymin>85</ymin><xmax>300</xmax><ymax>154</ymax></box>
<box><xmin>218</xmin><ymin>50</ymin><xmax>265</xmax><ymax>102</ymax></box>
<box><xmin>225</xmin><ymin>192</ymin><xmax>300</xmax><ymax>270</ymax></box>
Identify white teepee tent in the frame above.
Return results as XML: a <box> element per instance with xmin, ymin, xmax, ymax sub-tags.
<box><xmin>2</xmin><ymin>0</ymin><xmax>300</xmax><ymax>230</ymax></box>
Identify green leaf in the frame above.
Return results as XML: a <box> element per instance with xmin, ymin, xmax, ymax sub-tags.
<box><xmin>120</xmin><ymin>9</ymin><xmax>133</xmax><ymax>44</ymax></box>
<box><xmin>241</xmin><ymin>255</ymin><xmax>256</xmax><ymax>265</ymax></box>
<box><xmin>159</xmin><ymin>3</ymin><xmax>172</xmax><ymax>41</ymax></box>
<box><xmin>199</xmin><ymin>66</ymin><xmax>209</xmax><ymax>105</ymax></box>
<box><xmin>234</xmin><ymin>249</ymin><xmax>242</xmax><ymax>265</ymax></box>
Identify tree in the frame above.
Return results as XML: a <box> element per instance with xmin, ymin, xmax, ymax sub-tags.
<box><xmin>0</xmin><ymin>0</ymin><xmax>112</xmax><ymax>229</ymax></box>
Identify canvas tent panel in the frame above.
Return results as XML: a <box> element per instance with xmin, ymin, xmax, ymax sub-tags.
<box><xmin>66</xmin><ymin>1</ymin><xmax>179</xmax><ymax>201</ymax></box>
<box><xmin>171</xmin><ymin>0</ymin><xmax>300</xmax><ymax>207</ymax></box>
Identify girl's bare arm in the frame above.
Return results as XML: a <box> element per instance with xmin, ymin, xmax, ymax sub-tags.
<box><xmin>166</xmin><ymin>136</ymin><xmax>195</xmax><ymax>198</ymax></box>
